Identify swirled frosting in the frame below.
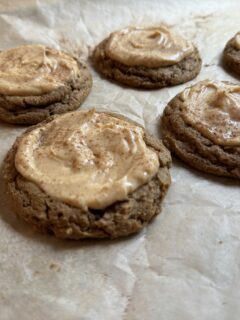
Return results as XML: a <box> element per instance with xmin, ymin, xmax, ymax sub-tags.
<box><xmin>105</xmin><ymin>26</ymin><xmax>195</xmax><ymax>67</ymax></box>
<box><xmin>0</xmin><ymin>44</ymin><xmax>79</xmax><ymax>96</ymax></box>
<box><xmin>15</xmin><ymin>110</ymin><xmax>160</xmax><ymax>209</ymax></box>
<box><xmin>181</xmin><ymin>80</ymin><xmax>240</xmax><ymax>146</ymax></box>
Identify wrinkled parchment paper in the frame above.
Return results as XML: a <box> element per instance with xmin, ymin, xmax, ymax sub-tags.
<box><xmin>0</xmin><ymin>1</ymin><xmax>240</xmax><ymax>319</ymax></box>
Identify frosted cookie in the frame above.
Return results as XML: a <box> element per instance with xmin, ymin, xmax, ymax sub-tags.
<box><xmin>3</xmin><ymin>109</ymin><xmax>171</xmax><ymax>239</ymax></box>
<box><xmin>223</xmin><ymin>32</ymin><xmax>240</xmax><ymax>75</ymax></box>
<box><xmin>0</xmin><ymin>45</ymin><xmax>92</xmax><ymax>124</ymax></box>
<box><xmin>161</xmin><ymin>80</ymin><xmax>240</xmax><ymax>179</ymax></box>
<box><xmin>92</xmin><ymin>26</ymin><xmax>201</xmax><ymax>88</ymax></box>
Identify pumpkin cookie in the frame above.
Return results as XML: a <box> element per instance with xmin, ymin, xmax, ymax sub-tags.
<box><xmin>3</xmin><ymin>109</ymin><xmax>171</xmax><ymax>239</ymax></box>
<box><xmin>92</xmin><ymin>26</ymin><xmax>201</xmax><ymax>88</ymax></box>
<box><xmin>0</xmin><ymin>45</ymin><xmax>92</xmax><ymax>124</ymax></box>
<box><xmin>161</xmin><ymin>80</ymin><xmax>240</xmax><ymax>179</ymax></box>
<box><xmin>223</xmin><ymin>32</ymin><xmax>240</xmax><ymax>76</ymax></box>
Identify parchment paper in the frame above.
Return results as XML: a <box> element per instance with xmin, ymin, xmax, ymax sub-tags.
<box><xmin>0</xmin><ymin>1</ymin><xmax>240</xmax><ymax>319</ymax></box>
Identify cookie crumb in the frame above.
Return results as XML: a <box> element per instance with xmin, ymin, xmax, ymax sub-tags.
<box><xmin>49</xmin><ymin>263</ymin><xmax>61</xmax><ymax>272</ymax></box>
<box><xmin>34</xmin><ymin>270</ymin><xmax>40</xmax><ymax>275</ymax></box>
<box><xmin>66</xmin><ymin>227</ymin><xmax>73</xmax><ymax>235</ymax></box>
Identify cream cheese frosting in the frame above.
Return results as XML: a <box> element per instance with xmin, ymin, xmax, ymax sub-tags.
<box><xmin>105</xmin><ymin>26</ymin><xmax>195</xmax><ymax>67</ymax></box>
<box><xmin>181</xmin><ymin>80</ymin><xmax>240</xmax><ymax>146</ymax></box>
<box><xmin>15</xmin><ymin>110</ymin><xmax>160</xmax><ymax>209</ymax></box>
<box><xmin>0</xmin><ymin>44</ymin><xmax>80</xmax><ymax>96</ymax></box>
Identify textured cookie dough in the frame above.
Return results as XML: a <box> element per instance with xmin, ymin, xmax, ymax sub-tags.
<box><xmin>0</xmin><ymin>45</ymin><xmax>92</xmax><ymax>125</ymax></box>
<box><xmin>3</xmin><ymin>111</ymin><xmax>171</xmax><ymax>239</ymax></box>
<box><xmin>92</xmin><ymin>26</ymin><xmax>202</xmax><ymax>88</ymax></box>
<box><xmin>161</xmin><ymin>80</ymin><xmax>240</xmax><ymax>179</ymax></box>
<box><xmin>223</xmin><ymin>32</ymin><xmax>240</xmax><ymax>76</ymax></box>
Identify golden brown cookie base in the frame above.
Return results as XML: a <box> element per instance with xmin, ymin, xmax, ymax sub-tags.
<box><xmin>0</xmin><ymin>61</ymin><xmax>92</xmax><ymax>125</ymax></box>
<box><xmin>161</xmin><ymin>94</ymin><xmax>240</xmax><ymax>179</ymax></box>
<box><xmin>3</xmin><ymin>112</ymin><xmax>171</xmax><ymax>239</ymax></box>
<box><xmin>223</xmin><ymin>39</ymin><xmax>240</xmax><ymax>75</ymax></box>
<box><xmin>92</xmin><ymin>40</ymin><xmax>202</xmax><ymax>89</ymax></box>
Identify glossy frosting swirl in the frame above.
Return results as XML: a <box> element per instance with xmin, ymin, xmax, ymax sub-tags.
<box><xmin>181</xmin><ymin>80</ymin><xmax>240</xmax><ymax>146</ymax></box>
<box><xmin>15</xmin><ymin>110</ymin><xmax>160</xmax><ymax>209</ymax></box>
<box><xmin>0</xmin><ymin>44</ymin><xmax>80</xmax><ymax>96</ymax></box>
<box><xmin>105</xmin><ymin>26</ymin><xmax>195</xmax><ymax>67</ymax></box>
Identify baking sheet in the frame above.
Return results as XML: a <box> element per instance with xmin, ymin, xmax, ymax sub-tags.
<box><xmin>0</xmin><ymin>1</ymin><xmax>240</xmax><ymax>319</ymax></box>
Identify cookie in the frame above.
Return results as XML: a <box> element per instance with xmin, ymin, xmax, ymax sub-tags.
<box><xmin>161</xmin><ymin>80</ymin><xmax>240</xmax><ymax>179</ymax></box>
<box><xmin>3</xmin><ymin>109</ymin><xmax>171</xmax><ymax>239</ymax></box>
<box><xmin>0</xmin><ymin>45</ymin><xmax>92</xmax><ymax>125</ymax></box>
<box><xmin>223</xmin><ymin>32</ymin><xmax>240</xmax><ymax>75</ymax></box>
<box><xmin>92</xmin><ymin>26</ymin><xmax>201</xmax><ymax>88</ymax></box>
